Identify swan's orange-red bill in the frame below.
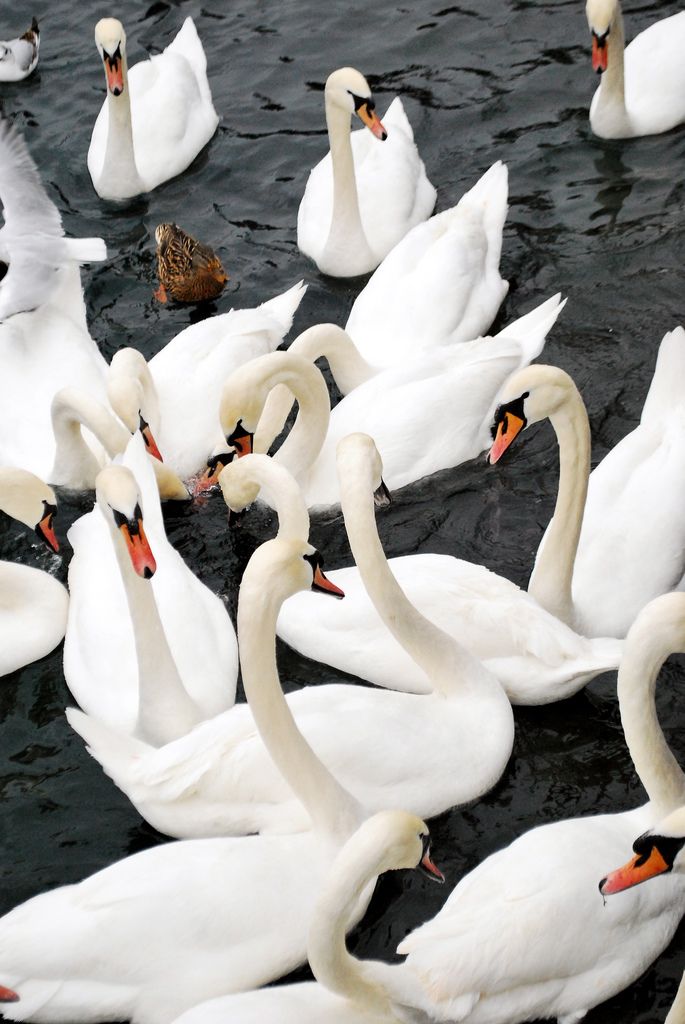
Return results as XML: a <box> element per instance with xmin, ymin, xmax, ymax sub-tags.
<box><xmin>599</xmin><ymin>845</ymin><xmax>670</xmax><ymax>896</ymax></box>
<box><xmin>231</xmin><ymin>432</ymin><xmax>254</xmax><ymax>458</ymax></box>
<box><xmin>421</xmin><ymin>850</ymin><xmax>445</xmax><ymax>883</ymax></box>
<box><xmin>592</xmin><ymin>35</ymin><xmax>608</xmax><ymax>73</ymax></box>
<box><xmin>141</xmin><ymin>423</ymin><xmax>164</xmax><ymax>462</ymax></box>
<box><xmin>0</xmin><ymin>985</ymin><xmax>19</xmax><ymax>1002</ymax></box>
<box><xmin>37</xmin><ymin>507</ymin><xmax>59</xmax><ymax>552</ymax></box>
<box><xmin>311</xmin><ymin>565</ymin><xmax>345</xmax><ymax>599</ymax></box>
<box><xmin>104</xmin><ymin>53</ymin><xmax>124</xmax><ymax>94</ymax></box>
<box><xmin>488</xmin><ymin>412</ymin><xmax>525</xmax><ymax>464</ymax></box>
<box><xmin>357</xmin><ymin>103</ymin><xmax>387</xmax><ymax>141</ymax></box>
<box><xmin>120</xmin><ymin>520</ymin><xmax>156</xmax><ymax>579</ymax></box>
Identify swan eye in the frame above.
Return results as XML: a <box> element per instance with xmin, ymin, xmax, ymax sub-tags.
<box><xmin>103</xmin><ymin>43</ymin><xmax>122</xmax><ymax>69</ymax></box>
<box><xmin>112</xmin><ymin>507</ymin><xmax>128</xmax><ymax>530</ymax></box>
<box><xmin>633</xmin><ymin>832</ymin><xmax>685</xmax><ymax>870</ymax></box>
<box><xmin>348</xmin><ymin>90</ymin><xmax>372</xmax><ymax>113</ymax></box>
<box><xmin>490</xmin><ymin>393</ymin><xmax>528</xmax><ymax>440</ymax></box>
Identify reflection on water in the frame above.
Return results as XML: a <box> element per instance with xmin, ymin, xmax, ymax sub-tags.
<box><xmin>0</xmin><ymin>0</ymin><xmax>684</xmax><ymax>1020</ymax></box>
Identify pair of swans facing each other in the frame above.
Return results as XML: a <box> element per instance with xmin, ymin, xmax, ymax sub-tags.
<box><xmin>586</xmin><ymin>0</ymin><xmax>685</xmax><ymax>138</ymax></box>
<box><xmin>490</xmin><ymin>327</ymin><xmax>685</xmax><ymax>638</ymax></box>
<box><xmin>0</xmin><ymin>468</ymin><xmax>67</xmax><ymax>678</ymax></box>
<box><xmin>67</xmin><ymin>434</ymin><xmax>514</xmax><ymax>837</ymax></box>
<box><xmin>6</xmin><ymin>526</ymin><xmax>685</xmax><ymax>1024</ymax></box>
<box><xmin>89</xmin><ymin>18</ymin><xmax>218</xmax><ymax>200</ymax></box>
<box><xmin>202</xmin><ymin>292</ymin><xmax>565</xmax><ymax>507</ymax></box>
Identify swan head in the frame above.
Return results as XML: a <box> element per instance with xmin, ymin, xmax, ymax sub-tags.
<box><xmin>325</xmin><ymin>67</ymin><xmax>387</xmax><ymax>141</ymax></box>
<box><xmin>600</xmin><ymin>806</ymin><xmax>685</xmax><ymax>896</ymax></box>
<box><xmin>488</xmin><ymin>365</ymin><xmax>575</xmax><ymax>464</ymax></box>
<box><xmin>218</xmin><ymin>453</ymin><xmax>263</xmax><ymax>515</ymax></box>
<box><xmin>95</xmin><ymin>465</ymin><xmax>157</xmax><ymax>578</ymax></box>
<box><xmin>585</xmin><ymin>0</ymin><xmax>618</xmax><ymax>73</ymax></box>
<box><xmin>108</xmin><ymin>350</ymin><xmax>163</xmax><ymax>461</ymax></box>
<box><xmin>241</xmin><ymin>537</ymin><xmax>345</xmax><ymax>608</ymax></box>
<box><xmin>336</xmin><ymin>432</ymin><xmax>392</xmax><ymax>507</ymax></box>
<box><xmin>0</xmin><ymin>468</ymin><xmax>59</xmax><ymax>552</ymax></box>
<box><xmin>347</xmin><ymin>810</ymin><xmax>445</xmax><ymax>882</ymax></box>
<box><xmin>95</xmin><ymin>18</ymin><xmax>126</xmax><ymax>96</ymax></box>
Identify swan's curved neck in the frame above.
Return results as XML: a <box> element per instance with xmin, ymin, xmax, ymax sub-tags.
<box><xmin>323</xmin><ymin>101</ymin><xmax>374</xmax><ymax>265</ymax></box>
<box><xmin>308</xmin><ymin>836</ymin><xmax>397</xmax><ymax>1015</ymax></box>
<box><xmin>339</xmin><ymin>459</ymin><xmax>499</xmax><ymax>699</ymax></box>
<box><xmin>265</xmin><ymin>360</ymin><xmax>331</xmax><ymax>483</ymax></box>
<box><xmin>592</xmin><ymin>7</ymin><xmax>630</xmax><ymax>135</ymax></box>
<box><xmin>50</xmin><ymin>389</ymin><xmax>129</xmax><ymax>489</ymax></box>
<box><xmin>222</xmin><ymin>455</ymin><xmax>310</xmax><ymax>541</ymax></box>
<box><xmin>104</xmin><ymin>512</ymin><xmax>202</xmax><ymax>746</ymax></box>
<box><xmin>254</xmin><ymin>325</ymin><xmax>376</xmax><ymax>453</ymax></box>
<box><xmin>237</xmin><ymin>561</ymin><xmax>362</xmax><ymax>838</ymax></box>
<box><xmin>97</xmin><ymin>51</ymin><xmax>145</xmax><ymax>197</ymax></box>
<box><xmin>618</xmin><ymin>608</ymin><xmax>685</xmax><ymax>817</ymax></box>
<box><xmin>528</xmin><ymin>386</ymin><xmax>590</xmax><ymax>627</ymax></box>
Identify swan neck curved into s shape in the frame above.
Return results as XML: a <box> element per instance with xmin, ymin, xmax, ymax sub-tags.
<box><xmin>527</xmin><ymin>385</ymin><xmax>590</xmax><ymax>627</ymax></box>
<box><xmin>50</xmin><ymin>388</ymin><xmax>129</xmax><ymax>489</ymax></box>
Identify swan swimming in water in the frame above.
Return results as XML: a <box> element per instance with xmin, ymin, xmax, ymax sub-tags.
<box><xmin>297</xmin><ymin>66</ymin><xmax>436</xmax><ymax>277</ymax></box>
<box><xmin>88</xmin><ymin>17</ymin><xmax>219</xmax><ymax>200</ymax></box>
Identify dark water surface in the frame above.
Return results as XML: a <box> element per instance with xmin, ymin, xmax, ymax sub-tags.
<box><xmin>1</xmin><ymin>0</ymin><xmax>685</xmax><ymax>1020</ymax></box>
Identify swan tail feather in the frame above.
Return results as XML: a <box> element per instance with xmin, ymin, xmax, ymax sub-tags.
<box><xmin>640</xmin><ymin>326</ymin><xmax>685</xmax><ymax>427</ymax></box>
<box><xmin>257</xmin><ymin>279</ymin><xmax>307</xmax><ymax>338</ymax></box>
<box><xmin>65</xmin><ymin>707</ymin><xmax>148</xmax><ymax>785</ymax></box>
<box><xmin>495</xmin><ymin>294</ymin><xmax>567</xmax><ymax>363</ymax></box>
<box><xmin>62</xmin><ymin>236</ymin><xmax>107</xmax><ymax>264</ymax></box>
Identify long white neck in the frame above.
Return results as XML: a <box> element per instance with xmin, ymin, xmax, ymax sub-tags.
<box><xmin>338</xmin><ymin>445</ymin><xmax>500</xmax><ymax>699</ymax></box>
<box><xmin>237</xmin><ymin>548</ymin><xmax>362</xmax><ymax>838</ymax></box>
<box><xmin>323</xmin><ymin>100</ymin><xmax>374</xmax><ymax>266</ymax></box>
<box><xmin>50</xmin><ymin>388</ymin><xmax>129</xmax><ymax>489</ymax></box>
<box><xmin>308</xmin><ymin>832</ymin><xmax>399</xmax><ymax>1015</ymax></box>
<box><xmin>254</xmin><ymin>325</ymin><xmax>376</xmax><ymax>453</ymax></box>
<box><xmin>591</xmin><ymin>5</ymin><xmax>630</xmax><ymax>137</ymax></box>
<box><xmin>103</xmin><ymin>511</ymin><xmax>203</xmax><ymax>747</ymax></box>
<box><xmin>265</xmin><ymin>358</ymin><xmax>331</xmax><ymax>482</ymax></box>
<box><xmin>220</xmin><ymin>454</ymin><xmax>310</xmax><ymax>541</ymax></box>
<box><xmin>666</xmin><ymin>972</ymin><xmax>685</xmax><ymax>1024</ymax></box>
<box><xmin>96</xmin><ymin>51</ymin><xmax>145</xmax><ymax>199</ymax></box>
<box><xmin>528</xmin><ymin>385</ymin><xmax>590</xmax><ymax>627</ymax></box>
<box><xmin>618</xmin><ymin>593</ymin><xmax>685</xmax><ymax>818</ymax></box>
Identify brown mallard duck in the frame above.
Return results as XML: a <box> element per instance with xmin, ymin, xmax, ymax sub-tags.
<box><xmin>154</xmin><ymin>223</ymin><xmax>228</xmax><ymax>304</ymax></box>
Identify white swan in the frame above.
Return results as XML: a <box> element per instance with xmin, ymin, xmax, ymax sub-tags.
<box><xmin>600</xmin><ymin>805</ymin><xmax>685</xmax><ymax>1023</ymax></box>
<box><xmin>169</xmin><ymin>810</ymin><xmax>445</xmax><ymax>1024</ymax></box>
<box><xmin>199</xmin><ymin>294</ymin><xmax>564</xmax><ymax>507</ymax></box>
<box><xmin>344</xmin><ymin>161</ymin><xmax>509</xmax><ymax>368</ymax></box>
<box><xmin>63</xmin><ymin>434</ymin><xmax>236</xmax><ymax>744</ymax></box>
<box><xmin>49</xmin><ymin>386</ymin><xmax>188</xmax><ymax>499</ymax></box>
<box><xmin>88</xmin><ymin>17</ymin><xmax>219</xmax><ymax>200</ymax></box>
<box><xmin>297</xmin><ymin>67</ymin><xmax>436</xmax><ymax>277</ymax></box>
<box><xmin>0</xmin><ymin>468</ymin><xmax>68</xmax><ymax>678</ymax></box>
<box><xmin>106</xmin><ymin>281</ymin><xmax>306</xmax><ymax>481</ymax></box>
<box><xmin>0</xmin><ymin>522</ymin><xmax>378</xmax><ymax>1024</ymax></box>
<box><xmin>586</xmin><ymin>0</ymin><xmax>685</xmax><ymax>138</ymax></box>
<box><xmin>489</xmin><ymin>332</ymin><xmax>685</xmax><ymax>637</ymax></box>
<box><xmin>66</xmin><ymin>434</ymin><xmax>513</xmax><ymax>837</ymax></box>
<box><xmin>0</xmin><ymin>18</ymin><xmax>39</xmax><ymax>82</ymax></box>
<box><xmin>0</xmin><ymin>115</ymin><xmax>106</xmax><ymax>321</ymax></box>
<box><xmin>395</xmin><ymin>591</ymin><xmax>685</xmax><ymax>1024</ymax></box>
